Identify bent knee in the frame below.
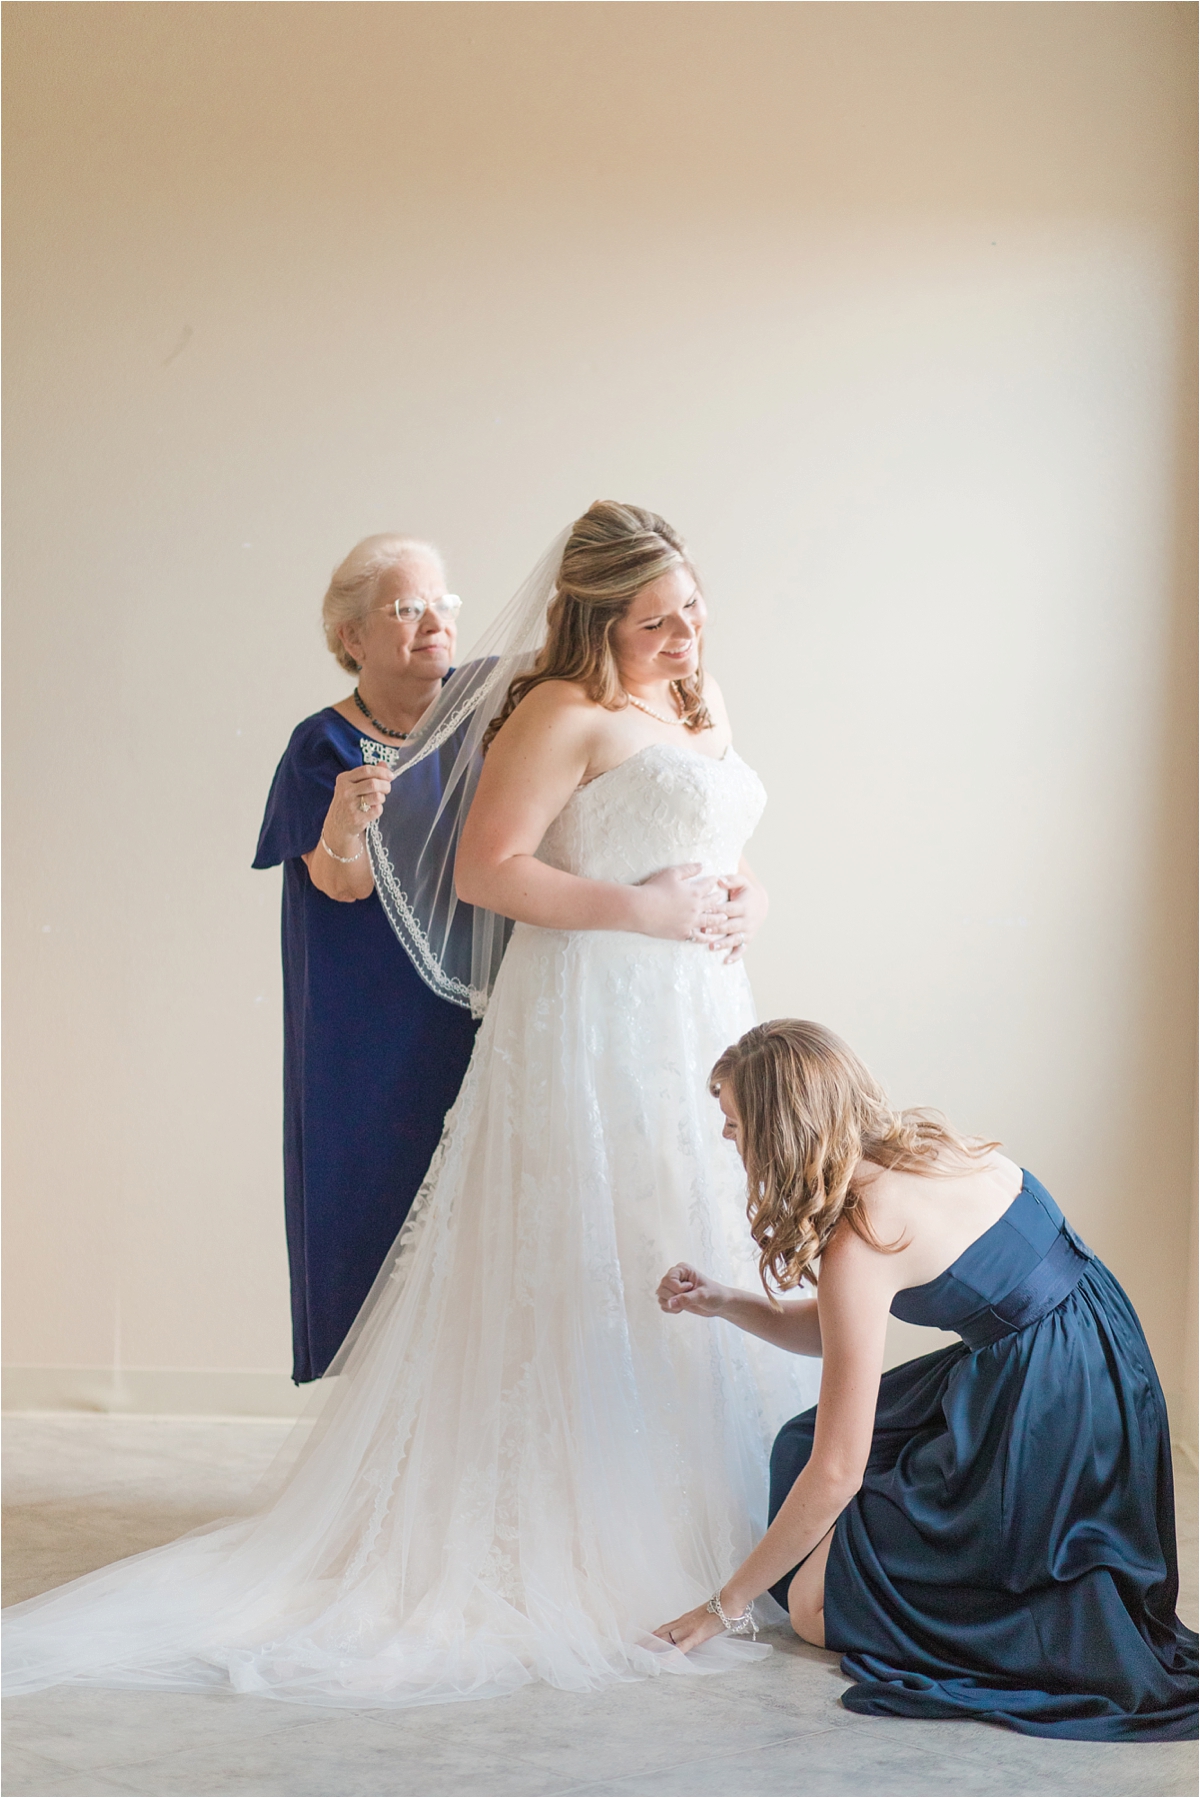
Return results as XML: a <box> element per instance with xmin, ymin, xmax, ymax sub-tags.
<box><xmin>788</xmin><ymin>1594</ymin><xmax>826</xmax><ymax>1648</ymax></box>
<box><xmin>786</xmin><ymin>1525</ymin><xmax>833</xmax><ymax>1649</ymax></box>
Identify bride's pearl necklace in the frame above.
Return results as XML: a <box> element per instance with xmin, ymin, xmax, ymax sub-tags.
<box><xmin>624</xmin><ymin>689</ymin><xmax>685</xmax><ymax>726</ymax></box>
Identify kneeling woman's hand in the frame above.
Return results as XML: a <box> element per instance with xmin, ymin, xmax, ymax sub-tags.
<box><xmin>657</xmin><ymin>1263</ymin><xmax>730</xmax><ymax>1317</ymax></box>
<box><xmin>653</xmin><ymin>1600</ymin><xmax>727</xmax><ymax>1653</ymax></box>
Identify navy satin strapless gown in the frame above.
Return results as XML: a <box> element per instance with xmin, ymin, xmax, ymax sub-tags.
<box><xmin>768</xmin><ymin>1173</ymin><xmax>1198</xmax><ymax>1740</ymax></box>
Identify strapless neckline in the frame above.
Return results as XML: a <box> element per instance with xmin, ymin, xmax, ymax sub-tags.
<box><xmin>534</xmin><ymin>737</ymin><xmax>764</xmax><ymax>895</ymax></box>
<box><xmin>579</xmin><ymin>740</ymin><xmax>734</xmax><ymax>793</ymax></box>
<box><xmin>888</xmin><ymin>1169</ymin><xmax>1095</xmax><ymax>1347</ymax></box>
<box><xmin>894</xmin><ymin>1170</ymin><xmax>1032</xmax><ymax>1304</ymax></box>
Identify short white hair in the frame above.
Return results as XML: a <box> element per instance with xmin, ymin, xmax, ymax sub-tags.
<box><xmin>321</xmin><ymin>534</ymin><xmax>445</xmax><ymax>674</ymax></box>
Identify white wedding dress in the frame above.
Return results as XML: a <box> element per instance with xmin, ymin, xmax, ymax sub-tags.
<box><xmin>4</xmin><ymin>742</ymin><xmax>820</xmax><ymax>1706</ymax></box>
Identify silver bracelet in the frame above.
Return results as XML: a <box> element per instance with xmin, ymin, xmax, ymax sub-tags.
<box><xmin>320</xmin><ymin>835</ymin><xmax>364</xmax><ymax>865</ymax></box>
<box><xmin>707</xmin><ymin>1591</ymin><xmax>758</xmax><ymax>1639</ymax></box>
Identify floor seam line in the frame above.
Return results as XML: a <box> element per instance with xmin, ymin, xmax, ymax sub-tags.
<box><xmin>545</xmin><ymin>1720</ymin><xmax>842</xmax><ymax>1793</ymax></box>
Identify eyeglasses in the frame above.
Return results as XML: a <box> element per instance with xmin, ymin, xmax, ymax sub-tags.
<box><xmin>382</xmin><ymin>594</ymin><xmax>463</xmax><ymax>626</ymax></box>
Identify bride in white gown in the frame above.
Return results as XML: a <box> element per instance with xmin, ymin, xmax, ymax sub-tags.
<box><xmin>3</xmin><ymin>502</ymin><xmax>819</xmax><ymax>1707</ymax></box>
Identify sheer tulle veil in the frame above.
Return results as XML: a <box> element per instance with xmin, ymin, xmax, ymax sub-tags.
<box><xmin>366</xmin><ymin>527</ymin><xmax>571</xmax><ymax>1016</ymax></box>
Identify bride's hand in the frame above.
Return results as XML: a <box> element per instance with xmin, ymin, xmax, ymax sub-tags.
<box><xmin>657</xmin><ymin>1263</ymin><xmax>730</xmax><ymax>1317</ymax></box>
<box><xmin>708</xmin><ymin>870</ymin><xmax>769</xmax><ymax>963</ymax></box>
<box><xmin>633</xmin><ymin>864</ymin><xmax>725</xmax><ymax>943</ymax></box>
<box><xmin>654</xmin><ymin>1601</ymin><xmax>726</xmax><ymax>1653</ymax></box>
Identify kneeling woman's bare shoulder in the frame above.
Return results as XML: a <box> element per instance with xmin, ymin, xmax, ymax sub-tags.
<box><xmin>848</xmin><ymin>1150</ymin><xmax>1024</xmax><ymax>1295</ymax></box>
<box><xmin>817</xmin><ymin>1212</ymin><xmax>905</xmax><ymax>1319</ymax></box>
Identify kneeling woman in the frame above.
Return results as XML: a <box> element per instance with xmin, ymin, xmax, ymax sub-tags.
<box><xmin>655</xmin><ymin>1019</ymin><xmax>1197</xmax><ymax>1741</ymax></box>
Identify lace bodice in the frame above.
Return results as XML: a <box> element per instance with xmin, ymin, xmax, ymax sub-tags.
<box><xmin>536</xmin><ymin>744</ymin><xmax>766</xmax><ymax>884</ymax></box>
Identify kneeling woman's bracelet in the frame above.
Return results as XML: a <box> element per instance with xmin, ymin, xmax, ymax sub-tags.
<box><xmin>707</xmin><ymin>1591</ymin><xmax>758</xmax><ymax>1639</ymax></box>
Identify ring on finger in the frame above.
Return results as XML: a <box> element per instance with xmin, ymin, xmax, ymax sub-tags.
<box><xmin>358</xmin><ymin>796</ymin><xmax>372</xmax><ymax>814</ymax></box>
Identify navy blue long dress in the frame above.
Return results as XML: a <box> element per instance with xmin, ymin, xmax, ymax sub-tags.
<box><xmin>768</xmin><ymin>1172</ymin><xmax>1198</xmax><ymax>1740</ymax></box>
<box><xmin>254</xmin><ymin>707</ymin><xmax>479</xmax><ymax>1383</ymax></box>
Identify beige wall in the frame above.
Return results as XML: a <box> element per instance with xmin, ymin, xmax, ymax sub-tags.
<box><xmin>4</xmin><ymin>4</ymin><xmax>1195</xmax><ymax>1424</ymax></box>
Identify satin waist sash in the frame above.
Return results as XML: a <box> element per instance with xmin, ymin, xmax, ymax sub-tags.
<box><xmin>957</xmin><ymin>1227</ymin><xmax>1094</xmax><ymax>1351</ymax></box>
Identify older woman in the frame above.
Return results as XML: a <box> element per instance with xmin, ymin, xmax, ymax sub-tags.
<box><xmin>253</xmin><ymin>535</ymin><xmax>479</xmax><ymax>1382</ymax></box>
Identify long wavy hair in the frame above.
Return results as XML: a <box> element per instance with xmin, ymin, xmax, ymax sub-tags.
<box><xmin>711</xmin><ymin>1020</ymin><xmax>999</xmax><ymax>1295</ymax></box>
<box><xmin>482</xmin><ymin>500</ymin><xmax>712</xmax><ymax>752</ymax></box>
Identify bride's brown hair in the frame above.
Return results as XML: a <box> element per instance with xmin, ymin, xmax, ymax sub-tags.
<box><xmin>482</xmin><ymin>500</ymin><xmax>713</xmax><ymax>752</ymax></box>
<box><xmin>711</xmin><ymin>1020</ymin><xmax>999</xmax><ymax>1295</ymax></box>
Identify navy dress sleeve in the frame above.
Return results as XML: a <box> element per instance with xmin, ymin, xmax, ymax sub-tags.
<box><xmin>253</xmin><ymin>709</ymin><xmax>478</xmax><ymax>1383</ymax></box>
<box><xmin>253</xmin><ymin>712</ymin><xmax>347</xmax><ymax>868</ymax></box>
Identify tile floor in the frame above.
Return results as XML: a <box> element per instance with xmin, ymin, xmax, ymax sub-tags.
<box><xmin>3</xmin><ymin>1415</ymin><xmax>1197</xmax><ymax>1798</ymax></box>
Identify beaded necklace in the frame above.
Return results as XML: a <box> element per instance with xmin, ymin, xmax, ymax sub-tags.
<box><xmin>353</xmin><ymin>686</ymin><xmax>411</xmax><ymax>740</ymax></box>
<box><xmin>624</xmin><ymin>688</ymin><xmax>685</xmax><ymax>726</ymax></box>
